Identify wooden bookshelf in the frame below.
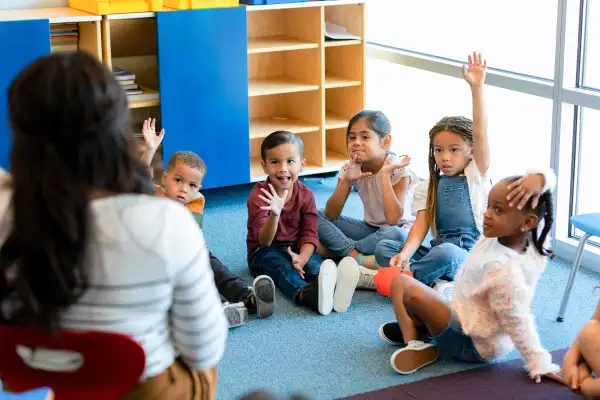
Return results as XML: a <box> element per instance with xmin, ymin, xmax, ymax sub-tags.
<box><xmin>246</xmin><ymin>0</ymin><xmax>365</xmax><ymax>181</ymax></box>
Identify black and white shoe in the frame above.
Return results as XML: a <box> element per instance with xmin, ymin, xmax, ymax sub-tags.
<box><xmin>379</xmin><ymin>322</ymin><xmax>404</xmax><ymax>345</ymax></box>
<box><xmin>223</xmin><ymin>302</ymin><xmax>248</xmax><ymax>329</ymax></box>
<box><xmin>252</xmin><ymin>275</ymin><xmax>275</xmax><ymax>319</ymax></box>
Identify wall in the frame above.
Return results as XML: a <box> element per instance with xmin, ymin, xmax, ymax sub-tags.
<box><xmin>0</xmin><ymin>0</ymin><xmax>67</xmax><ymax>10</ymax></box>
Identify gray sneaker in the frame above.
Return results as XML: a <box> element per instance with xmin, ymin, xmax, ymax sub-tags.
<box><xmin>223</xmin><ymin>301</ymin><xmax>248</xmax><ymax>329</ymax></box>
<box><xmin>356</xmin><ymin>265</ymin><xmax>377</xmax><ymax>290</ymax></box>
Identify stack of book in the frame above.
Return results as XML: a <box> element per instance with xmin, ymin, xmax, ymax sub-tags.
<box><xmin>112</xmin><ymin>67</ymin><xmax>159</xmax><ymax>103</ymax></box>
<box><xmin>50</xmin><ymin>23</ymin><xmax>78</xmax><ymax>53</ymax></box>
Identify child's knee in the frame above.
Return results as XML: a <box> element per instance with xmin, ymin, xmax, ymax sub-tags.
<box><xmin>579</xmin><ymin>319</ymin><xmax>600</xmax><ymax>348</ymax></box>
<box><xmin>436</xmin><ymin>243</ymin><xmax>467</xmax><ymax>263</ymax></box>
<box><xmin>378</xmin><ymin>226</ymin><xmax>409</xmax><ymax>242</ymax></box>
<box><xmin>390</xmin><ymin>274</ymin><xmax>413</xmax><ymax>297</ymax></box>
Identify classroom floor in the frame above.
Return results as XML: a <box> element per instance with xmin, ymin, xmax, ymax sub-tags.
<box><xmin>202</xmin><ymin>175</ymin><xmax>600</xmax><ymax>400</ymax></box>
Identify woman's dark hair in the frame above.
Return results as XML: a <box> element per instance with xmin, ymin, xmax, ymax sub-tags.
<box><xmin>426</xmin><ymin>116</ymin><xmax>474</xmax><ymax>241</ymax></box>
<box><xmin>0</xmin><ymin>52</ymin><xmax>154</xmax><ymax>329</ymax></box>
<box><xmin>505</xmin><ymin>175</ymin><xmax>555</xmax><ymax>257</ymax></box>
<box><xmin>346</xmin><ymin>110</ymin><xmax>391</xmax><ymax>140</ymax></box>
<box><xmin>260</xmin><ymin>131</ymin><xmax>304</xmax><ymax>160</ymax></box>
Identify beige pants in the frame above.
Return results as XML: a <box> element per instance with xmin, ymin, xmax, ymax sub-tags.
<box><xmin>121</xmin><ymin>358</ymin><xmax>217</xmax><ymax>400</ymax></box>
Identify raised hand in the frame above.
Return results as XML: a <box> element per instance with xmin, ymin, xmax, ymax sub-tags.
<box><xmin>381</xmin><ymin>155</ymin><xmax>411</xmax><ymax>176</ymax></box>
<box><xmin>287</xmin><ymin>247</ymin><xmax>306</xmax><ymax>279</ymax></box>
<box><xmin>343</xmin><ymin>153</ymin><xmax>373</xmax><ymax>181</ymax></box>
<box><xmin>462</xmin><ymin>51</ymin><xmax>487</xmax><ymax>88</ymax></box>
<box><xmin>506</xmin><ymin>173</ymin><xmax>546</xmax><ymax>210</ymax></box>
<box><xmin>259</xmin><ymin>183</ymin><xmax>289</xmax><ymax>216</ymax></box>
<box><xmin>142</xmin><ymin>118</ymin><xmax>165</xmax><ymax>153</ymax></box>
<box><xmin>390</xmin><ymin>252</ymin><xmax>410</xmax><ymax>270</ymax></box>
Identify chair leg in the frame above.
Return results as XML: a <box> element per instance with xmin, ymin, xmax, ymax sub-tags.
<box><xmin>557</xmin><ymin>233</ymin><xmax>591</xmax><ymax>322</ymax></box>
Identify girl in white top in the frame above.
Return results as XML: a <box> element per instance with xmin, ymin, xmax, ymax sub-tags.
<box><xmin>0</xmin><ymin>52</ymin><xmax>227</xmax><ymax>399</ymax></box>
<box><xmin>317</xmin><ymin>110</ymin><xmax>418</xmax><ymax>275</ymax></box>
<box><xmin>380</xmin><ymin>172</ymin><xmax>561</xmax><ymax>384</ymax></box>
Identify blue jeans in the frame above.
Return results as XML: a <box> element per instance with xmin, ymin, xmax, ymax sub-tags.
<box><xmin>374</xmin><ymin>239</ymin><xmax>467</xmax><ymax>285</ymax></box>
<box><xmin>432</xmin><ymin>308</ymin><xmax>486</xmax><ymax>364</ymax></box>
<box><xmin>317</xmin><ymin>209</ymin><xmax>410</xmax><ymax>257</ymax></box>
<box><xmin>247</xmin><ymin>243</ymin><xmax>322</xmax><ymax>301</ymax></box>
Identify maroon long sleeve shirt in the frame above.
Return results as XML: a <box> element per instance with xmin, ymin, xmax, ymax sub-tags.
<box><xmin>246</xmin><ymin>178</ymin><xmax>319</xmax><ymax>251</ymax></box>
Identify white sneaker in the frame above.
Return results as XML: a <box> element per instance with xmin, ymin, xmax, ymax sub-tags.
<box><xmin>356</xmin><ymin>266</ymin><xmax>377</xmax><ymax>290</ymax></box>
<box><xmin>390</xmin><ymin>340</ymin><xmax>439</xmax><ymax>374</ymax></box>
<box><xmin>317</xmin><ymin>259</ymin><xmax>338</xmax><ymax>316</ymax></box>
<box><xmin>333</xmin><ymin>257</ymin><xmax>360</xmax><ymax>313</ymax></box>
<box><xmin>222</xmin><ymin>302</ymin><xmax>248</xmax><ymax>329</ymax></box>
<box><xmin>433</xmin><ymin>279</ymin><xmax>454</xmax><ymax>301</ymax></box>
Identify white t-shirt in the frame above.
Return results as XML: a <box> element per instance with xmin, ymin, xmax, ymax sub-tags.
<box><xmin>339</xmin><ymin>154</ymin><xmax>419</xmax><ymax>227</ymax></box>
<box><xmin>0</xmin><ymin>176</ymin><xmax>228</xmax><ymax>381</ymax></box>
<box><xmin>411</xmin><ymin>160</ymin><xmax>491</xmax><ymax>233</ymax></box>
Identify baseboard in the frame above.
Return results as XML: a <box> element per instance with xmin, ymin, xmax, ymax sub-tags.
<box><xmin>552</xmin><ymin>237</ymin><xmax>600</xmax><ymax>274</ymax></box>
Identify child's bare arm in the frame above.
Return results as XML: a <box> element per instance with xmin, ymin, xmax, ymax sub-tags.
<box><xmin>325</xmin><ymin>178</ymin><xmax>352</xmax><ymax>220</ymax></box>
<box><xmin>380</xmin><ymin>156</ymin><xmax>412</xmax><ymax>226</ymax></box>
<box><xmin>140</xmin><ymin>118</ymin><xmax>165</xmax><ymax>167</ymax></box>
<box><xmin>462</xmin><ymin>52</ymin><xmax>490</xmax><ymax>176</ymax></box>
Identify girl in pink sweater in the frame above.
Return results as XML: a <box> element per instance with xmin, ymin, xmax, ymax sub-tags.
<box><xmin>379</xmin><ymin>171</ymin><xmax>560</xmax><ymax>383</ymax></box>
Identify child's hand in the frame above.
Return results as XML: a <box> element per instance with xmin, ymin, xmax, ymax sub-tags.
<box><xmin>381</xmin><ymin>155</ymin><xmax>411</xmax><ymax>176</ymax></box>
<box><xmin>287</xmin><ymin>247</ymin><xmax>306</xmax><ymax>279</ymax></box>
<box><xmin>142</xmin><ymin>118</ymin><xmax>165</xmax><ymax>152</ymax></box>
<box><xmin>390</xmin><ymin>252</ymin><xmax>410</xmax><ymax>269</ymax></box>
<box><xmin>259</xmin><ymin>183</ymin><xmax>288</xmax><ymax>216</ymax></box>
<box><xmin>506</xmin><ymin>173</ymin><xmax>546</xmax><ymax>210</ymax></box>
<box><xmin>462</xmin><ymin>51</ymin><xmax>487</xmax><ymax>88</ymax></box>
<box><xmin>343</xmin><ymin>154</ymin><xmax>373</xmax><ymax>181</ymax></box>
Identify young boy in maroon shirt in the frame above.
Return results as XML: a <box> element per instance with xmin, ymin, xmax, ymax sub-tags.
<box><xmin>247</xmin><ymin>131</ymin><xmax>359</xmax><ymax>315</ymax></box>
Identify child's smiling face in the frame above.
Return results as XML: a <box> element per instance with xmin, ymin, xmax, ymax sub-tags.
<box><xmin>261</xmin><ymin>142</ymin><xmax>305</xmax><ymax>194</ymax></box>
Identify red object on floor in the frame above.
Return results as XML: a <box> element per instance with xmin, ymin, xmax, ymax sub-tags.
<box><xmin>0</xmin><ymin>326</ymin><xmax>145</xmax><ymax>400</ymax></box>
<box><xmin>373</xmin><ymin>267</ymin><xmax>414</xmax><ymax>297</ymax></box>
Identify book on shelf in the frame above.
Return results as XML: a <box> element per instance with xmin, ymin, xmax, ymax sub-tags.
<box><xmin>112</xmin><ymin>67</ymin><xmax>159</xmax><ymax>103</ymax></box>
<box><xmin>50</xmin><ymin>22</ymin><xmax>78</xmax><ymax>53</ymax></box>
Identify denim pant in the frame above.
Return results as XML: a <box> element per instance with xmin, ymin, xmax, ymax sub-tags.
<box><xmin>317</xmin><ymin>209</ymin><xmax>410</xmax><ymax>257</ymax></box>
<box><xmin>374</xmin><ymin>239</ymin><xmax>468</xmax><ymax>285</ymax></box>
<box><xmin>247</xmin><ymin>243</ymin><xmax>322</xmax><ymax>301</ymax></box>
<box><xmin>432</xmin><ymin>308</ymin><xmax>486</xmax><ymax>363</ymax></box>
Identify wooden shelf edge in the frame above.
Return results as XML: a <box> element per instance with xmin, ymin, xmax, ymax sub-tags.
<box><xmin>245</xmin><ymin>0</ymin><xmax>365</xmax><ymax>12</ymax></box>
<box><xmin>324</xmin><ymin>39</ymin><xmax>362</xmax><ymax>48</ymax></box>
<box><xmin>248</xmin><ymin>35</ymin><xmax>319</xmax><ymax>54</ymax></box>
<box><xmin>324</xmin><ymin>73</ymin><xmax>361</xmax><ymax>89</ymax></box>
<box><xmin>250</xmin><ymin>116</ymin><xmax>320</xmax><ymax>139</ymax></box>
<box><xmin>0</xmin><ymin>7</ymin><xmax>101</xmax><ymax>23</ymax></box>
<box><xmin>325</xmin><ymin>111</ymin><xmax>349</xmax><ymax>130</ymax></box>
<box><xmin>249</xmin><ymin>77</ymin><xmax>320</xmax><ymax>97</ymax></box>
<box><xmin>127</xmin><ymin>87</ymin><xmax>159</xmax><ymax>109</ymax></box>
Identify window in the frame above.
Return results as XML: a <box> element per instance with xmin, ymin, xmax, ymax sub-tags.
<box><xmin>582</xmin><ymin>0</ymin><xmax>600</xmax><ymax>88</ymax></box>
<box><xmin>366</xmin><ymin>0</ymin><xmax>558</xmax><ymax>79</ymax></box>
<box><xmin>571</xmin><ymin>107</ymin><xmax>600</xmax><ymax>241</ymax></box>
<box><xmin>366</xmin><ymin>58</ymin><xmax>553</xmax><ymax>182</ymax></box>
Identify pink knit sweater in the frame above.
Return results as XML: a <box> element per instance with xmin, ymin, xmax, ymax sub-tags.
<box><xmin>451</xmin><ymin>236</ymin><xmax>560</xmax><ymax>378</ymax></box>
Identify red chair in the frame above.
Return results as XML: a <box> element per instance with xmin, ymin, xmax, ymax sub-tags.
<box><xmin>0</xmin><ymin>326</ymin><xmax>146</xmax><ymax>400</ymax></box>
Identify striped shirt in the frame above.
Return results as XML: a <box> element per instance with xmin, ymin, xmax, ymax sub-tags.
<box><xmin>0</xmin><ymin>179</ymin><xmax>228</xmax><ymax>380</ymax></box>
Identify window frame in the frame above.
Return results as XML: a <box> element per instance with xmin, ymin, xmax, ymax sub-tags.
<box><xmin>366</xmin><ymin>0</ymin><xmax>600</xmax><ymax>273</ymax></box>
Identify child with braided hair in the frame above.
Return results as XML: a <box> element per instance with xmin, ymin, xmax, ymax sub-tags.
<box><xmin>379</xmin><ymin>173</ymin><xmax>561</xmax><ymax>384</ymax></box>
<box><xmin>374</xmin><ymin>52</ymin><xmax>557</xmax><ymax>299</ymax></box>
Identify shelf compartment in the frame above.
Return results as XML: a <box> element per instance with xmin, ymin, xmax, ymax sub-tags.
<box><xmin>325</xmin><ymin>85</ymin><xmax>364</xmax><ymax>126</ymax></box>
<box><xmin>249</xmin><ymin>91</ymin><xmax>321</xmax><ymax>138</ymax></box>
<box><xmin>326</xmin><ymin>127</ymin><xmax>348</xmax><ymax>168</ymax></box>
<box><xmin>325</xmin><ymin>44</ymin><xmax>363</xmax><ymax>89</ymax></box>
<box><xmin>324</xmin><ymin>2</ymin><xmax>364</xmax><ymax>41</ymax></box>
<box><xmin>248</xmin><ymin>35</ymin><xmax>318</xmax><ymax>54</ymax></box>
<box><xmin>128</xmin><ymin>87</ymin><xmax>160</xmax><ymax>109</ymax></box>
<box><xmin>247</xmin><ymin>6</ymin><xmax>321</xmax><ymax>54</ymax></box>
<box><xmin>325</xmin><ymin>110</ymin><xmax>350</xmax><ymax>130</ymax></box>
<box><xmin>249</xmin><ymin>48</ymin><xmax>321</xmax><ymax>96</ymax></box>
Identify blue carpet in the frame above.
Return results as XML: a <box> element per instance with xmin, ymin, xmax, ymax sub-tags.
<box><xmin>202</xmin><ymin>175</ymin><xmax>600</xmax><ymax>400</ymax></box>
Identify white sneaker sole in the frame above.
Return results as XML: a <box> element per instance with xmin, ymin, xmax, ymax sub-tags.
<box><xmin>333</xmin><ymin>257</ymin><xmax>360</xmax><ymax>313</ymax></box>
<box><xmin>390</xmin><ymin>344</ymin><xmax>439</xmax><ymax>374</ymax></box>
<box><xmin>318</xmin><ymin>259</ymin><xmax>338</xmax><ymax>316</ymax></box>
